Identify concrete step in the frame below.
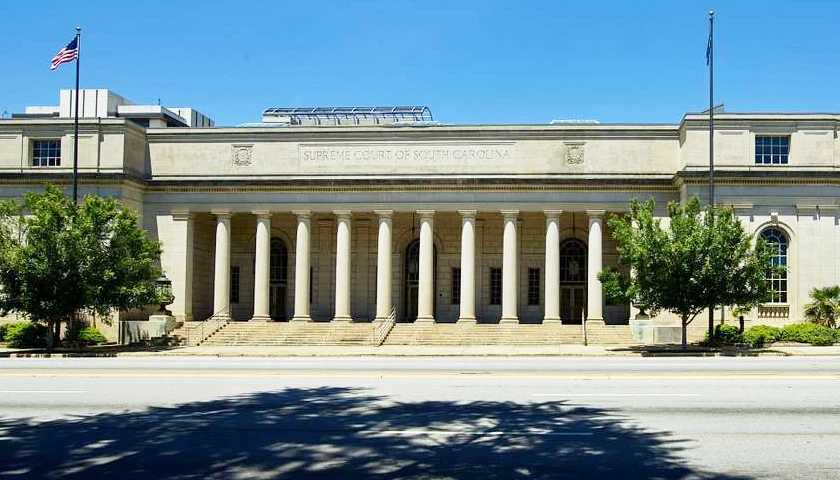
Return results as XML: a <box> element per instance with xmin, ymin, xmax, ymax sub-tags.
<box><xmin>382</xmin><ymin>324</ymin><xmax>586</xmax><ymax>346</ymax></box>
<box><xmin>201</xmin><ymin>321</ymin><xmax>379</xmax><ymax>346</ymax></box>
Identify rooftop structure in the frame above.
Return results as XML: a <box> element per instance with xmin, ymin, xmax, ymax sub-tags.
<box><xmin>261</xmin><ymin>106</ymin><xmax>433</xmax><ymax>126</ymax></box>
<box><xmin>16</xmin><ymin>89</ymin><xmax>214</xmax><ymax>128</ymax></box>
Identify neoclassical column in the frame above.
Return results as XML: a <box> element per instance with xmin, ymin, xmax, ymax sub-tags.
<box><xmin>165</xmin><ymin>210</ymin><xmax>194</xmax><ymax>322</ymax></box>
<box><xmin>544</xmin><ymin>210</ymin><xmax>562</xmax><ymax>324</ymax></box>
<box><xmin>457</xmin><ymin>210</ymin><xmax>477</xmax><ymax>323</ymax></box>
<box><xmin>292</xmin><ymin>210</ymin><xmax>312</xmax><ymax>322</ymax></box>
<box><xmin>333</xmin><ymin>211</ymin><xmax>352</xmax><ymax>322</ymax></box>
<box><xmin>251</xmin><ymin>211</ymin><xmax>271</xmax><ymax>322</ymax></box>
<box><xmin>416</xmin><ymin>210</ymin><xmax>435</xmax><ymax>323</ymax></box>
<box><xmin>500</xmin><ymin>210</ymin><xmax>519</xmax><ymax>324</ymax></box>
<box><xmin>212</xmin><ymin>210</ymin><xmax>232</xmax><ymax>320</ymax></box>
<box><xmin>587</xmin><ymin>210</ymin><xmax>605</xmax><ymax>323</ymax></box>
<box><xmin>374</xmin><ymin>210</ymin><xmax>393</xmax><ymax>321</ymax></box>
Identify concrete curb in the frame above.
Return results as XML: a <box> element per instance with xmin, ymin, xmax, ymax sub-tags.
<box><xmin>3</xmin><ymin>345</ymin><xmax>840</xmax><ymax>358</ymax></box>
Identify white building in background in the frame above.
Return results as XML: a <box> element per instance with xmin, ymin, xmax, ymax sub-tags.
<box><xmin>0</xmin><ymin>89</ymin><xmax>837</xmax><ymax>343</ymax></box>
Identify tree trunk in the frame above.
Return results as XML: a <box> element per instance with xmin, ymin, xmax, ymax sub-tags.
<box><xmin>708</xmin><ymin>308</ymin><xmax>714</xmax><ymax>346</ymax></box>
<box><xmin>45</xmin><ymin>321</ymin><xmax>56</xmax><ymax>353</ymax></box>
<box><xmin>681</xmin><ymin>315</ymin><xmax>688</xmax><ymax>352</ymax></box>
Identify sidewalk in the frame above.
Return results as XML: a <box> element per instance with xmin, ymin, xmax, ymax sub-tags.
<box><xmin>3</xmin><ymin>344</ymin><xmax>840</xmax><ymax>357</ymax></box>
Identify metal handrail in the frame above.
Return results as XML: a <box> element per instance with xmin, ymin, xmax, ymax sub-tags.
<box><xmin>372</xmin><ymin>308</ymin><xmax>397</xmax><ymax>346</ymax></box>
<box><xmin>185</xmin><ymin>307</ymin><xmax>230</xmax><ymax>346</ymax></box>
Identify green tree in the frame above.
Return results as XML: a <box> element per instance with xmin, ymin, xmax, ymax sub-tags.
<box><xmin>598</xmin><ymin>196</ymin><xmax>774</xmax><ymax>350</ymax></box>
<box><xmin>0</xmin><ymin>184</ymin><xmax>162</xmax><ymax>350</ymax></box>
<box><xmin>803</xmin><ymin>286</ymin><xmax>840</xmax><ymax>328</ymax></box>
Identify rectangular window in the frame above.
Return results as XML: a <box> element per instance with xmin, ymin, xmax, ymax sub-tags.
<box><xmin>32</xmin><ymin>139</ymin><xmax>61</xmax><ymax>167</ymax></box>
<box><xmin>451</xmin><ymin>267</ymin><xmax>461</xmax><ymax>305</ymax></box>
<box><xmin>230</xmin><ymin>266</ymin><xmax>240</xmax><ymax>303</ymax></box>
<box><xmin>755</xmin><ymin>136</ymin><xmax>789</xmax><ymax>165</ymax></box>
<box><xmin>489</xmin><ymin>267</ymin><xmax>502</xmax><ymax>305</ymax></box>
<box><xmin>528</xmin><ymin>267</ymin><xmax>540</xmax><ymax>306</ymax></box>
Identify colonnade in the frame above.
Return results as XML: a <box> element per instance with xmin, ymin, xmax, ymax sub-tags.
<box><xmin>207</xmin><ymin>209</ymin><xmax>606</xmax><ymax>324</ymax></box>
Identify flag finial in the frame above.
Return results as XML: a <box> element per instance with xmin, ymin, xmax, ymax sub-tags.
<box><xmin>709</xmin><ymin>11</ymin><xmax>714</xmax><ymax>19</ymax></box>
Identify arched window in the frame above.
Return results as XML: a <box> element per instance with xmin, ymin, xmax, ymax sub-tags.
<box><xmin>760</xmin><ymin>228</ymin><xmax>788</xmax><ymax>303</ymax></box>
<box><xmin>559</xmin><ymin>239</ymin><xmax>587</xmax><ymax>284</ymax></box>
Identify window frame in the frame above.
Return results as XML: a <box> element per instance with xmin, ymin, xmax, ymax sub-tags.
<box><xmin>760</xmin><ymin>228</ymin><xmax>788</xmax><ymax>303</ymax></box>
<box><xmin>451</xmin><ymin>267</ymin><xmax>461</xmax><ymax>305</ymax></box>
<box><xmin>754</xmin><ymin>135</ymin><xmax>790</xmax><ymax>165</ymax></box>
<box><xmin>230</xmin><ymin>266</ymin><xmax>241</xmax><ymax>304</ymax></box>
<box><xmin>32</xmin><ymin>138</ymin><xmax>62</xmax><ymax>167</ymax></box>
<box><xmin>527</xmin><ymin>267</ymin><xmax>540</xmax><ymax>306</ymax></box>
<box><xmin>489</xmin><ymin>267</ymin><xmax>502</xmax><ymax>306</ymax></box>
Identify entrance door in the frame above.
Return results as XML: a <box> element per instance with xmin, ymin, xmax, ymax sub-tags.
<box><xmin>269</xmin><ymin>238</ymin><xmax>288</xmax><ymax>321</ymax></box>
<box><xmin>560</xmin><ymin>285</ymin><xmax>586</xmax><ymax>324</ymax></box>
<box><xmin>403</xmin><ymin>239</ymin><xmax>436</xmax><ymax>322</ymax></box>
<box><xmin>559</xmin><ymin>239</ymin><xmax>587</xmax><ymax>324</ymax></box>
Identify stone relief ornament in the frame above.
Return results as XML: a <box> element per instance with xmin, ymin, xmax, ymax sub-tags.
<box><xmin>232</xmin><ymin>145</ymin><xmax>253</xmax><ymax>166</ymax></box>
<box><xmin>565</xmin><ymin>142</ymin><xmax>585</xmax><ymax>165</ymax></box>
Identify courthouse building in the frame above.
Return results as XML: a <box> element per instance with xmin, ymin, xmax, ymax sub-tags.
<box><xmin>1</xmin><ymin>89</ymin><xmax>838</xmax><ymax>344</ymax></box>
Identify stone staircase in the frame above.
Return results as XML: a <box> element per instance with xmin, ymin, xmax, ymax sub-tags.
<box><xmin>584</xmin><ymin>323</ymin><xmax>638</xmax><ymax>344</ymax></box>
<box><xmin>382</xmin><ymin>323</ymin><xmax>586</xmax><ymax>346</ymax></box>
<box><xmin>200</xmin><ymin>321</ymin><xmax>381</xmax><ymax>346</ymax></box>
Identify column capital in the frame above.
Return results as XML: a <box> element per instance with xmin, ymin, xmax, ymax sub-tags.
<box><xmin>416</xmin><ymin>210</ymin><xmax>435</xmax><ymax>218</ymax></box>
<box><xmin>252</xmin><ymin>210</ymin><xmax>272</xmax><ymax>218</ymax></box>
<box><xmin>501</xmin><ymin>210</ymin><xmax>519</xmax><ymax>219</ymax></box>
<box><xmin>543</xmin><ymin>209</ymin><xmax>563</xmax><ymax>218</ymax></box>
<box><xmin>292</xmin><ymin>210</ymin><xmax>311</xmax><ymax>219</ymax></box>
<box><xmin>333</xmin><ymin>210</ymin><xmax>352</xmax><ymax>220</ymax></box>
<box><xmin>211</xmin><ymin>209</ymin><xmax>232</xmax><ymax>219</ymax></box>
<box><xmin>171</xmin><ymin>210</ymin><xmax>193</xmax><ymax>221</ymax></box>
<box><xmin>458</xmin><ymin>210</ymin><xmax>477</xmax><ymax>218</ymax></box>
<box><xmin>586</xmin><ymin>209</ymin><xmax>606</xmax><ymax>218</ymax></box>
<box><xmin>374</xmin><ymin>210</ymin><xmax>394</xmax><ymax>218</ymax></box>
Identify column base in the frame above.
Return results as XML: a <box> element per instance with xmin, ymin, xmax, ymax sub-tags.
<box><xmin>291</xmin><ymin>316</ymin><xmax>312</xmax><ymax>323</ymax></box>
<box><xmin>415</xmin><ymin>316</ymin><xmax>435</xmax><ymax>324</ymax></box>
<box><xmin>542</xmin><ymin>317</ymin><xmax>562</xmax><ymax>324</ymax></box>
<box><xmin>457</xmin><ymin>316</ymin><xmax>477</xmax><ymax>324</ymax></box>
<box><xmin>499</xmin><ymin>317</ymin><xmax>519</xmax><ymax>325</ymax></box>
<box><xmin>332</xmin><ymin>315</ymin><xmax>353</xmax><ymax>323</ymax></box>
<box><xmin>212</xmin><ymin>314</ymin><xmax>231</xmax><ymax>322</ymax></box>
<box><xmin>250</xmin><ymin>315</ymin><xmax>272</xmax><ymax>322</ymax></box>
<box><xmin>586</xmin><ymin>318</ymin><xmax>605</xmax><ymax>326</ymax></box>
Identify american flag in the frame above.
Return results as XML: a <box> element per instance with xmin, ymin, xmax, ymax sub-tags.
<box><xmin>50</xmin><ymin>37</ymin><xmax>78</xmax><ymax>70</ymax></box>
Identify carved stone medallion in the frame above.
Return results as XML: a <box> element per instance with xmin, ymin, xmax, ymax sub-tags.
<box><xmin>565</xmin><ymin>142</ymin><xmax>585</xmax><ymax>165</ymax></box>
<box><xmin>232</xmin><ymin>145</ymin><xmax>253</xmax><ymax>166</ymax></box>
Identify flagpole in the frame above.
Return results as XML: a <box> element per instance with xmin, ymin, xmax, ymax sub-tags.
<box><xmin>72</xmin><ymin>26</ymin><xmax>81</xmax><ymax>204</ymax></box>
<box><xmin>708</xmin><ymin>11</ymin><xmax>714</xmax><ymax>207</ymax></box>
<box><xmin>707</xmin><ymin>11</ymin><xmax>716</xmax><ymax>343</ymax></box>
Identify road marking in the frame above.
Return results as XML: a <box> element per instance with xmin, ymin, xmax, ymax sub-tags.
<box><xmin>532</xmin><ymin>393</ymin><xmax>701</xmax><ymax>397</ymax></box>
<box><xmin>0</xmin><ymin>390</ymin><xmax>86</xmax><ymax>394</ymax></box>
<box><xmin>359</xmin><ymin>429</ymin><xmax>593</xmax><ymax>436</ymax></box>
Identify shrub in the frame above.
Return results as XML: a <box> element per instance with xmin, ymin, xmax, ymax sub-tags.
<box><xmin>0</xmin><ymin>323</ymin><xmax>9</xmax><ymax>342</ymax></box>
<box><xmin>76</xmin><ymin>326</ymin><xmax>107</xmax><ymax>346</ymax></box>
<box><xmin>4</xmin><ymin>322</ymin><xmax>49</xmax><ymax>348</ymax></box>
<box><xmin>742</xmin><ymin>325</ymin><xmax>781</xmax><ymax>348</ymax></box>
<box><xmin>779</xmin><ymin>323</ymin><xmax>838</xmax><ymax>346</ymax></box>
<box><xmin>713</xmin><ymin>324</ymin><xmax>743</xmax><ymax>345</ymax></box>
<box><xmin>804</xmin><ymin>286</ymin><xmax>840</xmax><ymax>328</ymax></box>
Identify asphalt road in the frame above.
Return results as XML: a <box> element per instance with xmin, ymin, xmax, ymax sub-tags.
<box><xmin>0</xmin><ymin>357</ymin><xmax>838</xmax><ymax>479</ymax></box>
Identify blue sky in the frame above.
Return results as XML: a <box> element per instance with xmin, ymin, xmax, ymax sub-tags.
<box><xmin>2</xmin><ymin>0</ymin><xmax>839</xmax><ymax>126</ymax></box>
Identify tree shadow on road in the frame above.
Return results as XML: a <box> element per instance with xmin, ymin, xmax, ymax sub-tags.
<box><xmin>0</xmin><ymin>387</ymin><xmax>750</xmax><ymax>480</ymax></box>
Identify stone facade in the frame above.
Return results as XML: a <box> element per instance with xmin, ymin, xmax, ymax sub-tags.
<box><xmin>2</xmin><ymin>101</ymin><xmax>839</xmax><ymax>341</ymax></box>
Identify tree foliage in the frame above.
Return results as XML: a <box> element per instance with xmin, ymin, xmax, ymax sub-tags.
<box><xmin>0</xmin><ymin>184</ymin><xmax>162</xmax><ymax>348</ymax></box>
<box><xmin>598</xmin><ymin>196</ymin><xmax>775</xmax><ymax>350</ymax></box>
<box><xmin>803</xmin><ymin>286</ymin><xmax>840</xmax><ymax>328</ymax></box>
